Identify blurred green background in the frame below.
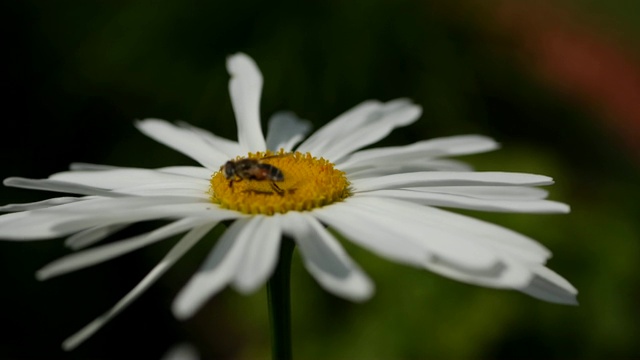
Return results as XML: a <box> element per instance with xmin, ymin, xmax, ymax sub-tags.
<box><xmin>2</xmin><ymin>0</ymin><xmax>639</xmax><ymax>359</ymax></box>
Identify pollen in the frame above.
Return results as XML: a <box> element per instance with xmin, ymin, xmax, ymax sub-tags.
<box><xmin>210</xmin><ymin>150</ymin><xmax>351</xmax><ymax>215</ymax></box>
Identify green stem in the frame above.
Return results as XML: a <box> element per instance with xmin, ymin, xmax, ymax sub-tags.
<box><xmin>267</xmin><ymin>237</ymin><xmax>295</xmax><ymax>360</ymax></box>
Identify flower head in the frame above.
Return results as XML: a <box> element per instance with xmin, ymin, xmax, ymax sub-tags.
<box><xmin>0</xmin><ymin>53</ymin><xmax>577</xmax><ymax>350</ymax></box>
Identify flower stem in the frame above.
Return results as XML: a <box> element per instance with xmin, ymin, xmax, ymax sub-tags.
<box><xmin>267</xmin><ymin>237</ymin><xmax>295</xmax><ymax>360</ymax></box>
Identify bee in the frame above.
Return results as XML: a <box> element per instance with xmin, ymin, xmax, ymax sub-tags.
<box><xmin>221</xmin><ymin>156</ymin><xmax>285</xmax><ymax>194</ymax></box>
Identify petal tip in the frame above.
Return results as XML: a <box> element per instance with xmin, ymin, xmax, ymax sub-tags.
<box><xmin>551</xmin><ymin>293</ymin><xmax>579</xmax><ymax>306</ymax></box>
<box><xmin>171</xmin><ymin>300</ymin><xmax>194</xmax><ymax>321</ymax></box>
<box><xmin>134</xmin><ymin>118</ymin><xmax>166</xmax><ymax>129</ymax></box>
<box><xmin>232</xmin><ymin>281</ymin><xmax>262</xmax><ymax>295</ymax></box>
<box><xmin>35</xmin><ymin>270</ymin><xmax>48</xmax><ymax>281</ymax></box>
<box><xmin>3</xmin><ymin>177</ymin><xmax>21</xmax><ymax>187</ymax></box>
<box><xmin>351</xmin><ymin>283</ymin><xmax>376</xmax><ymax>303</ymax></box>
<box><xmin>226</xmin><ymin>52</ymin><xmax>260</xmax><ymax>76</ymax></box>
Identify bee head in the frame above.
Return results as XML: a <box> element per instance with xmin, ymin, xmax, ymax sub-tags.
<box><xmin>222</xmin><ymin>161</ymin><xmax>236</xmax><ymax>179</ymax></box>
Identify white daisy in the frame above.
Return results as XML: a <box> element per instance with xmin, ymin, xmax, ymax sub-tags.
<box><xmin>0</xmin><ymin>53</ymin><xmax>577</xmax><ymax>350</ymax></box>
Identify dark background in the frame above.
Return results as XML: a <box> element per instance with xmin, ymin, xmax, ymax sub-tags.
<box><xmin>1</xmin><ymin>0</ymin><xmax>639</xmax><ymax>358</ymax></box>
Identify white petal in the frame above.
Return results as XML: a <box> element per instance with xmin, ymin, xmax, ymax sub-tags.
<box><xmin>52</xmin><ymin>202</ymin><xmax>232</xmax><ymax>237</ymax></box>
<box><xmin>70</xmin><ymin>163</ymin><xmax>120</xmax><ymax>171</ymax></box>
<box><xmin>337</xmin><ymin>135</ymin><xmax>499</xmax><ymax>171</ymax></box>
<box><xmin>322</xmin><ymin>99</ymin><xmax>420</xmax><ymax>161</ymax></box>
<box><xmin>360</xmin><ymin>189</ymin><xmax>570</xmax><ymax>213</ymax></box>
<box><xmin>176</xmin><ymin>121</ymin><xmax>242</xmax><ymax>158</ymax></box>
<box><xmin>0</xmin><ymin>207</ymin><xmax>101</xmax><ymax>240</ymax></box>
<box><xmin>51</xmin><ymin>168</ymin><xmax>210</xmax><ymax>196</ymax></box>
<box><xmin>404</xmin><ymin>159</ymin><xmax>474</xmax><ymax>171</ymax></box>
<box><xmin>4</xmin><ymin>177</ymin><xmax>120</xmax><ymax>197</ymax></box>
<box><xmin>34</xmin><ymin>195</ymin><xmax>204</xmax><ymax>213</ymax></box>
<box><xmin>414</xmin><ymin>186</ymin><xmax>549</xmax><ymax>200</ymax></box>
<box><xmin>135</xmin><ymin>119</ymin><xmax>229</xmax><ymax>169</ymax></box>
<box><xmin>62</xmin><ymin>223</ymin><xmax>214</xmax><ymax>351</ymax></box>
<box><xmin>115</xmin><ymin>182</ymin><xmax>210</xmax><ymax>199</ymax></box>
<box><xmin>232</xmin><ymin>216</ymin><xmax>282</xmax><ymax>293</ymax></box>
<box><xmin>297</xmin><ymin>100</ymin><xmax>382</xmax><ymax>155</ymax></box>
<box><xmin>227</xmin><ymin>53</ymin><xmax>266</xmax><ymax>152</ymax></box>
<box><xmin>351</xmin><ymin>196</ymin><xmax>551</xmax><ymax>263</ymax></box>
<box><xmin>265</xmin><ymin>111</ymin><xmax>312</xmax><ymax>152</ymax></box>
<box><xmin>519</xmin><ymin>266</ymin><xmax>578</xmax><ymax>305</ymax></box>
<box><xmin>161</xmin><ymin>343</ymin><xmax>199</xmax><ymax>360</ymax></box>
<box><xmin>65</xmin><ymin>223</ymin><xmax>129</xmax><ymax>250</ymax></box>
<box><xmin>52</xmin><ymin>169</ymin><xmax>198</xmax><ymax>189</ymax></box>
<box><xmin>70</xmin><ymin>163</ymin><xmax>213</xmax><ymax>181</ymax></box>
<box><xmin>339</xmin><ymin>197</ymin><xmax>503</xmax><ymax>271</ymax></box>
<box><xmin>172</xmin><ymin>217</ymin><xmax>258</xmax><ymax>319</ymax></box>
<box><xmin>0</xmin><ymin>197</ymin><xmax>86</xmax><ymax>212</ymax></box>
<box><xmin>37</xmin><ymin>218</ymin><xmax>211</xmax><ymax>280</ymax></box>
<box><xmin>352</xmin><ymin>171</ymin><xmax>555</xmax><ymax>192</ymax></box>
<box><xmin>0</xmin><ymin>197</ymin><xmax>228</xmax><ymax>240</ymax></box>
<box><xmin>284</xmin><ymin>213</ymin><xmax>374</xmax><ymax>301</ymax></box>
<box><xmin>423</xmin><ymin>253</ymin><xmax>532</xmax><ymax>288</ymax></box>
<box><xmin>158</xmin><ymin>166</ymin><xmax>216</xmax><ymax>179</ymax></box>
<box><xmin>345</xmin><ymin>159</ymin><xmax>474</xmax><ymax>180</ymax></box>
<box><xmin>313</xmin><ymin>202</ymin><xmax>430</xmax><ymax>267</ymax></box>
<box><xmin>328</xmin><ymin>196</ymin><xmax>555</xmax><ymax>289</ymax></box>
<box><xmin>298</xmin><ymin>99</ymin><xmax>422</xmax><ymax>162</ymax></box>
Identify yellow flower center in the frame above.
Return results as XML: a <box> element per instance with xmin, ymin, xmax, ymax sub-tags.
<box><xmin>210</xmin><ymin>150</ymin><xmax>351</xmax><ymax>215</ymax></box>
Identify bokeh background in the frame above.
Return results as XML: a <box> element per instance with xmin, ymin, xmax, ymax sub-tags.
<box><xmin>2</xmin><ymin>0</ymin><xmax>639</xmax><ymax>358</ymax></box>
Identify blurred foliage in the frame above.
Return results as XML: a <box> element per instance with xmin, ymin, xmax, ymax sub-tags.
<box><xmin>2</xmin><ymin>0</ymin><xmax>639</xmax><ymax>359</ymax></box>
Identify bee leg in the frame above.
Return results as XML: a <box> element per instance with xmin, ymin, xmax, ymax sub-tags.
<box><xmin>271</xmin><ymin>182</ymin><xmax>284</xmax><ymax>195</ymax></box>
<box><xmin>229</xmin><ymin>177</ymin><xmax>242</xmax><ymax>188</ymax></box>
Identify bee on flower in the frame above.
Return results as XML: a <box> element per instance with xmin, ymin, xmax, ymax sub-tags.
<box><xmin>0</xmin><ymin>53</ymin><xmax>577</xmax><ymax>350</ymax></box>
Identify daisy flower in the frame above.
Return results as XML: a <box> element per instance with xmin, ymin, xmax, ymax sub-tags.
<box><xmin>0</xmin><ymin>53</ymin><xmax>577</xmax><ymax>350</ymax></box>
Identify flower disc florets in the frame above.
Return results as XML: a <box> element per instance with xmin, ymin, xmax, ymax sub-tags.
<box><xmin>210</xmin><ymin>150</ymin><xmax>350</xmax><ymax>215</ymax></box>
